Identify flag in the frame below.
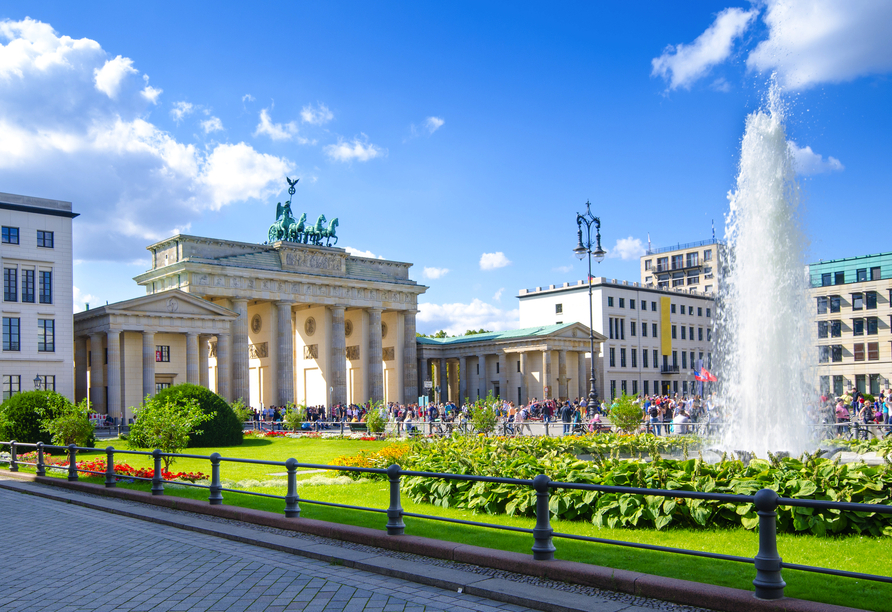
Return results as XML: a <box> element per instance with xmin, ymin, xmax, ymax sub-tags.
<box><xmin>693</xmin><ymin>370</ymin><xmax>705</xmax><ymax>381</ymax></box>
<box><xmin>700</xmin><ymin>368</ymin><xmax>718</xmax><ymax>382</ymax></box>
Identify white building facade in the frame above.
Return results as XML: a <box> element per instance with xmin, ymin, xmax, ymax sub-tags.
<box><xmin>0</xmin><ymin>192</ymin><xmax>76</xmax><ymax>400</ymax></box>
<box><xmin>518</xmin><ymin>277</ymin><xmax>715</xmax><ymax>399</ymax></box>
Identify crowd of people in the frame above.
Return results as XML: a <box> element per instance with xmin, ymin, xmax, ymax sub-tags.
<box><xmin>826</xmin><ymin>389</ymin><xmax>892</xmax><ymax>437</ymax></box>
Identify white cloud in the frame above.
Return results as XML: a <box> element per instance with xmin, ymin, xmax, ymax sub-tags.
<box><xmin>0</xmin><ymin>18</ymin><xmax>293</xmax><ymax>262</ymax></box>
<box><xmin>788</xmin><ymin>141</ymin><xmax>844</xmax><ymax>175</ymax></box>
<box><xmin>493</xmin><ymin>288</ymin><xmax>504</xmax><ymax>302</ymax></box>
<box><xmin>424</xmin><ymin>116</ymin><xmax>444</xmax><ymax>134</ymax></box>
<box><xmin>324</xmin><ymin>135</ymin><xmax>384</xmax><ymax>162</ymax></box>
<box><xmin>93</xmin><ymin>54</ymin><xmax>138</xmax><ymax>98</ymax></box>
<box><xmin>479</xmin><ymin>251</ymin><xmax>511</xmax><ymax>270</ymax></box>
<box><xmin>201</xmin><ymin>116</ymin><xmax>224</xmax><ymax>133</ymax></box>
<box><xmin>141</xmin><ymin>85</ymin><xmax>162</xmax><ymax>104</ymax></box>
<box><xmin>417</xmin><ymin>299</ymin><xmax>520</xmax><ymax>336</ymax></box>
<box><xmin>423</xmin><ymin>266</ymin><xmax>449</xmax><ymax>279</ymax></box>
<box><xmin>73</xmin><ymin>286</ymin><xmax>98</xmax><ymax>313</ymax></box>
<box><xmin>553</xmin><ymin>264</ymin><xmax>573</xmax><ymax>273</ymax></box>
<box><xmin>652</xmin><ymin>7</ymin><xmax>757</xmax><ymax>90</ymax></box>
<box><xmin>748</xmin><ymin>0</ymin><xmax>892</xmax><ymax>90</ymax></box>
<box><xmin>242</xmin><ymin>93</ymin><xmax>255</xmax><ymax>103</ymax></box>
<box><xmin>345</xmin><ymin>246</ymin><xmax>384</xmax><ymax>259</ymax></box>
<box><xmin>170</xmin><ymin>101</ymin><xmax>194</xmax><ymax>124</ymax></box>
<box><xmin>608</xmin><ymin>237</ymin><xmax>646</xmax><ymax>260</ymax></box>
<box><xmin>301</xmin><ymin>102</ymin><xmax>333</xmax><ymax>125</ymax></box>
<box><xmin>254</xmin><ymin>108</ymin><xmax>307</xmax><ymax>142</ymax></box>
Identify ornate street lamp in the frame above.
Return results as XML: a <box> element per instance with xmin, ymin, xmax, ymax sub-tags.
<box><xmin>574</xmin><ymin>201</ymin><xmax>606</xmax><ymax>406</ymax></box>
<box><xmin>33</xmin><ymin>375</ymin><xmax>42</xmax><ymax>390</ymax></box>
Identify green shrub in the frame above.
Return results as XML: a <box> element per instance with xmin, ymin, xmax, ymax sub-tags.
<box><xmin>129</xmin><ymin>395</ymin><xmax>211</xmax><ymax>470</ymax></box>
<box><xmin>230</xmin><ymin>398</ymin><xmax>253</xmax><ymax>422</ymax></box>
<box><xmin>470</xmin><ymin>391</ymin><xmax>499</xmax><ymax>434</ymax></box>
<box><xmin>282</xmin><ymin>402</ymin><xmax>306</xmax><ymax>431</ymax></box>
<box><xmin>41</xmin><ymin>398</ymin><xmax>95</xmax><ymax>447</ymax></box>
<box><xmin>0</xmin><ymin>391</ymin><xmax>95</xmax><ymax>447</ymax></box>
<box><xmin>609</xmin><ymin>393</ymin><xmax>644</xmax><ymax>434</ymax></box>
<box><xmin>365</xmin><ymin>402</ymin><xmax>386</xmax><ymax>433</ymax></box>
<box><xmin>152</xmin><ymin>384</ymin><xmax>243</xmax><ymax>447</ymax></box>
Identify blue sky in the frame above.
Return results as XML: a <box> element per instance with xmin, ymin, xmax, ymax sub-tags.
<box><xmin>1</xmin><ymin>1</ymin><xmax>890</xmax><ymax>334</ymax></box>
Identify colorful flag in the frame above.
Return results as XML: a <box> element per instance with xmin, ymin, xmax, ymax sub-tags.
<box><xmin>700</xmin><ymin>368</ymin><xmax>718</xmax><ymax>382</ymax></box>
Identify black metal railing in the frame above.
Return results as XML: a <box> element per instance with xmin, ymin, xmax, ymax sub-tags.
<box><xmin>660</xmin><ymin>365</ymin><xmax>680</xmax><ymax>374</ymax></box>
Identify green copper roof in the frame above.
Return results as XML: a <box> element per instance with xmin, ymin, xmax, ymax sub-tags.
<box><xmin>416</xmin><ymin>323</ymin><xmax>577</xmax><ymax>346</ymax></box>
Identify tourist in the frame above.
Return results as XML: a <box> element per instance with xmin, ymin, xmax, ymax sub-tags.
<box><xmin>673</xmin><ymin>409</ymin><xmax>692</xmax><ymax>435</ymax></box>
<box><xmin>560</xmin><ymin>401</ymin><xmax>573</xmax><ymax>436</ymax></box>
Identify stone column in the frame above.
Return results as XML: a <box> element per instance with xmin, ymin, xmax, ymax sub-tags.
<box><xmin>330</xmin><ymin>305</ymin><xmax>347</xmax><ymax>406</ymax></box>
<box><xmin>231</xmin><ymin>298</ymin><xmax>250</xmax><ymax>403</ymax></box>
<box><xmin>458</xmin><ymin>356</ymin><xmax>468</xmax><ymax>404</ymax></box>
<box><xmin>74</xmin><ymin>336</ymin><xmax>88</xmax><ymax>404</ymax></box>
<box><xmin>199</xmin><ymin>336</ymin><xmax>210</xmax><ymax>389</ymax></box>
<box><xmin>519</xmin><ymin>352</ymin><xmax>528</xmax><ymax>404</ymax></box>
<box><xmin>142</xmin><ymin>331</ymin><xmax>156</xmax><ymax>400</ymax></box>
<box><xmin>403</xmin><ymin>311</ymin><xmax>418</xmax><ymax>403</ymax></box>
<box><xmin>477</xmin><ymin>355</ymin><xmax>487</xmax><ymax>398</ymax></box>
<box><xmin>577</xmin><ymin>351</ymin><xmax>587</xmax><ymax>399</ymax></box>
<box><xmin>542</xmin><ymin>349</ymin><xmax>552</xmax><ymax>399</ymax></box>
<box><xmin>418</xmin><ymin>357</ymin><xmax>429</xmax><ymax>399</ymax></box>
<box><xmin>558</xmin><ymin>350</ymin><xmax>568</xmax><ymax>400</ymax></box>
<box><xmin>437</xmin><ymin>357</ymin><xmax>446</xmax><ymax>403</ymax></box>
<box><xmin>368</xmin><ymin>308</ymin><xmax>383</xmax><ymax>402</ymax></box>
<box><xmin>106</xmin><ymin>330</ymin><xmax>121</xmax><ymax>419</ymax></box>
<box><xmin>498</xmin><ymin>352</ymin><xmax>508</xmax><ymax>401</ymax></box>
<box><xmin>276</xmin><ymin>301</ymin><xmax>294</xmax><ymax>406</ymax></box>
<box><xmin>186</xmin><ymin>332</ymin><xmax>200</xmax><ymax>385</ymax></box>
<box><xmin>216</xmin><ymin>333</ymin><xmax>231</xmax><ymax>401</ymax></box>
<box><xmin>88</xmin><ymin>333</ymin><xmax>105</xmax><ymax>413</ymax></box>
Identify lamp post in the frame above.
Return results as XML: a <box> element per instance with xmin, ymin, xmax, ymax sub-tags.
<box><xmin>574</xmin><ymin>201</ymin><xmax>606</xmax><ymax>406</ymax></box>
<box><xmin>33</xmin><ymin>375</ymin><xmax>42</xmax><ymax>390</ymax></box>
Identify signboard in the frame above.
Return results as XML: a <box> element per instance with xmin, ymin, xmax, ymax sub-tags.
<box><xmin>423</xmin><ymin>380</ymin><xmax>433</xmax><ymax>390</ymax></box>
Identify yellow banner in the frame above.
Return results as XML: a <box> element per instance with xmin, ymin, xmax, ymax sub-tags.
<box><xmin>660</xmin><ymin>297</ymin><xmax>671</xmax><ymax>356</ymax></box>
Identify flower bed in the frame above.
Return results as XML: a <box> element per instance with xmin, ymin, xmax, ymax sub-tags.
<box><xmin>72</xmin><ymin>458</ymin><xmax>206</xmax><ymax>483</ymax></box>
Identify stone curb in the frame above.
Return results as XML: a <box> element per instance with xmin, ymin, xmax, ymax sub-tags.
<box><xmin>0</xmin><ymin>472</ymin><xmax>866</xmax><ymax>612</ymax></box>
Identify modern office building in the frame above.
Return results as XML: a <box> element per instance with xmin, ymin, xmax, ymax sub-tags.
<box><xmin>0</xmin><ymin>191</ymin><xmax>77</xmax><ymax>400</ymax></box>
<box><xmin>810</xmin><ymin>252</ymin><xmax>892</xmax><ymax>397</ymax></box>
<box><xmin>518</xmin><ymin>277</ymin><xmax>715</xmax><ymax>400</ymax></box>
<box><xmin>640</xmin><ymin>238</ymin><xmax>724</xmax><ymax>294</ymax></box>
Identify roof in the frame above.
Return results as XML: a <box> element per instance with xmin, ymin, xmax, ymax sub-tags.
<box><xmin>416</xmin><ymin>323</ymin><xmax>587</xmax><ymax>346</ymax></box>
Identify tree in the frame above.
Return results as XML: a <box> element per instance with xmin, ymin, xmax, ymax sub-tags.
<box><xmin>282</xmin><ymin>402</ymin><xmax>307</xmax><ymax>431</ymax></box>
<box><xmin>40</xmin><ymin>398</ymin><xmax>95</xmax><ymax>447</ymax></box>
<box><xmin>128</xmin><ymin>395</ymin><xmax>212</xmax><ymax>471</ymax></box>
<box><xmin>470</xmin><ymin>391</ymin><xmax>499</xmax><ymax>434</ymax></box>
<box><xmin>609</xmin><ymin>393</ymin><xmax>644</xmax><ymax>434</ymax></box>
<box><xmin>0</xmin><ymin>390</ymin><xmax>94</xmax><ymax>446</ymax></box>
<box><xmin>365</xmin><ymin>401</ymin><xmax>387</xmax><ymax>433</ymax></box>
<box><xmin>230</xmin><ymin>398</ymin><xmax>253</xmax><ymax>422</ymax></box>
<box><xmin>152</xmin><ymin>384</ymin><xmax>243</xmax><ymax>447</ymax></box>
<box><xmin>464</xmin><ymin>329</ymin><xmax>492</xmax><ymax>336</ymax></box>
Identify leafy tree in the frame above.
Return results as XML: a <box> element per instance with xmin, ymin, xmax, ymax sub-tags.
<box><xmin>365</xmin><ymin>401</ymin><xmax>387</xmax><ymax>433</ymax></box>
<box><xmin>609</xmin><ymin>393</ymin><xmax>644</xmax><ymax>434</ymax></box>
<box><xmin>230</xmin><ymin>398</ymin><xmax>253</xmax><ymax>422</ymax></box>
<box><xmin>0</xmin><ymin>390</ymin><xmax>94</xmax><ymax>447</ymax></box>
<box><xmin>129</xmin><ymin>395</ymin><xmax>211</xmax><ymax>471</ymax></box>
<box><xmin>282</xmin><ymin>402</ymin><xmax>307</xmax><ymax>431</ymax></box>
<box><xmin>40</xmin><ymin>398</ymin><xmax>95</xmax><ymax>447</ymax></box>
<box><xmin>152</xmin><ymin>384</ymin><xmax>243</xmax><ymax>447</ymax></box>
<box><xmin>470</xmin><ymin>391</ymin><xmax>499</xmax><ymax>434</ymax></box>
<box><xmin>464</xmin><ymin>329</ymin><xmax>492</xmax><ymax>336</ymax></box>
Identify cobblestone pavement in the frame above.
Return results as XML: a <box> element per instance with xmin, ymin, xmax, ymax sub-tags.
<box><xmin>0</xmin><ymin>488</ymin><xmax>541</xmax><ymax>612</ymax></box>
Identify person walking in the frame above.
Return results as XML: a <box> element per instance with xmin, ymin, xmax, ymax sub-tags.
<box><xmin>560</xmin><ymin>401</ymin><xmax>574</xmax><ymax>436</ymax></box>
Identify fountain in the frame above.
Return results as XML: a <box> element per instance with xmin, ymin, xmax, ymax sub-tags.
<box><xmin>717</xmin><ymin>79</ymin><xmax>816</xmax><ymax>458</ymax></box>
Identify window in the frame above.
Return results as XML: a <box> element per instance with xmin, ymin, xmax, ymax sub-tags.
<box><xmin>644</xmin><ymin>380</ymin><xmax>649</xmax><ymax>396</ymax></box>
<box><xmin>21</xmin><ymin>270</ymin><xmax>34</xmax><ymax>303</ymax></box>
<box><xmin>621</xmin><ymin>380</ymin><xmax>628</xmax><ymax>395</ymax></box>
<box><xmin>555</xmin><ymin>303</ymin><xmax>562</xmax><ymax>314</ymax></box>
<box><xmin>830</xmin><ymin>296</ymin><xmax>841</xmax><ymax>313</ymax></box>
<box><xmin>821</xmin><ymin>273</ymin><xmax>832</xmax><ymax>287</ymax></box>
<box><xmin>630</xmin><ymin>299</ymin><xmax>635</xmax><ymax>309</ymax></box>
<box><xmin>870</xmin><ymin>266</ymin><xmax>881</xmax><ymax>281</ymax></box>
<box><xmin>2</xmin><ymin>375</ymin><xmax>20</xmax><ymax>400</ymax></box>
<box><xmin>853</xmin><ymin>319</ymin><xmax>864</xmax><ymax>336</ymax></box>
<box><xmin>619</xmin><ymin>298</ymin><xmax>625</xmax><ymax>308</ymax></box>
<box><xmin>1</xmin><ymin>226</ymin><xmax>19</xmax><ymax>244</ymax></box>
<box><xmin>38</xmin><ymin>319</ymin><xmax>54</xmax><ymax>352</ymax></box>
<box><xmin>517</xmin><ymin>360</ymin><xmax>520</xmax><ymax>372</ymax></box>
<box><xmin>609</xmin><ymin>318</ymin><xmax>614</xmax><ymax>339</ymax></box>
<box><xmin>3</xmin><ymin>268</ymin><xmax>16</xmax><ymax>302</ymax></box>
<box><xmin>856</xmin><ymin>268</ymin><xmax>867</xmax><ymax>282</ymax></box>
<box><xmin>620</xmin><ymin>348</ymin><xmax>627</xmax><ymax>368</ymax></box>
<box><xmin>671</xmin><ymin>254</ymin><xmax>684</xmax><ymax>269</ymax></box>
<box><xmin>682</xmin><ymin>351</ymin><xmax>687</xmax><ymax>369</ymax></box>
<box><xmin>698</xmin><ymin>327</ymin><xmax>703</xmax><ymax>341</ymax></box>
<box><xmin>496</xmin><ymin>362</ymin><xmax>500</xmax><ymax>374</ymax></box>
<box><xmin>672</xmin><ymin>351</ymin><xmax>678</xmax><ymax>367</ymax></box>
<box><xmin>831</xmin><ymin>345</ymin><xmax>843</xmax><ymax>362</ymax></box>
<box><xmin>853</xmin><ymin>293</ymin><xmax>864</xmax><ymax>310</ymax></box>
<box><xmin>680</xmin><ymin>326</ymin><xmax>686</xmax><ymax>340</ymax></box>
<box><xmin>870</xmin><ymin>373</ymin><xmax>881</xmax><ymax>395</ymax></box>
<box><xmin>155</xmin><ymin>345</ymin><xmax>170</xmax><ymax>362</ymax></box>
<box><xmin>610</xmin><ymin>380</ymin><xmax>616</xmax><ymax>399</ymax></box>
<box><xmin>631</xmin><ymin>321</ymin><xmax>637</xmax><ymax>336</ymax></box>
<box><xmin>651</xmin><ymin>301</ymin><xmax>656</xmax><ymax>311</ymax></box>
<box><xmin>671</xmin><ymin>325</ymin><xmax>677</xmax><ymax>339</ymax></box>
<box><xmin>632</xmin><ymin>380</ymin><xmax>638</xmax><ymax>396</ymax></box>
<box><xmin>609</xmin><ymin>347</ymin><xmax>615</xmax><ymax>368</ymax></box>
<box><xmin>868</xmin><ymin>342</ymin><xmax>879</xmax><ymax>361</ymax></box>
<box><xmin>686</xmin><ymin>252</ymin><xmax>699</xmax><ymax>267</ymax></box>
<box><xmin>643</xmin><ymin>350</ymin><xmax>649</xmax><ymax>368</ymax></box>
<box><xmin>36</xmin><ymin>375</ymin><xmax>55</xmax><ymax>391</ymax></box>
<box><xmin>854</xmin><ymin>343</ymin><xmax>865</xmax><ymax>361</ymax></box>
<box><xmin>816</xmin><ymin>297</ymin><xmax>828</xmax><ymax>314</ymax></box>
<box><xmin>835</xmin><ymin>271</ymin><xmax>845</xmax><ymax>285</ymax></box>
<box><xmin>3</xmin><ymin>317</ymin><xmax>20</xmax><ymax>351</ymax></box>
<box><xmin>39</xmin><ymin>271</ymin><xmax>52</xmax><ymax>304</ymax></box>
<box><xmin>833</xmin><ymin>375</ymin><xmax>844</xmax><ymax>396</ymax></box>
<box><xmin>866</xmin><ymin>292</ymin><xmax>877</xmax><ymax>309</ymax></box>
<box><xmin>652</xmin><ymin>323</ymin><xmax>658</xmax><ymax>337</ymax></box>
<box><xmin>706</xmin><ymin>308</ymin><xmax>711</xmax><ymax>318</ymax></box>
<box><xmin>867</xmin><ymin>317</ymin><xmax>878</xmax><ymax>335</ymax></box>
<box><xmin>707</xmin><ymin>328</ymin><xmax>712</xmax><ymax>341</ymax></box>
<box><xmin>689</xmin><ymin>326</ymin><xmax>694</xmax><ymax>340</ymax></box>
<box><xmin>657</xmin><ymin>257</ymin><xmax>668</xmax><ymax>271</ymax></box>
<box><xmin>818</xmin><ymin>321</ymin><xmax>828</xmax><ymax>338</ymax></box>
<box><xmin>642</xmin><ymin>323</ymin><xmax>647</xmax><ymax>337</ymax></box>
<box><xmin>688</xmin><ymin>306</ymin><xmax>694</xmax><ymax>315</ymax></box>
<box><xmin>36</xmin><ymin>230</ymin><xmax>54</xmax><ymax>248</ymax></box>
<box><xmin>707</xmin><ymin>353</ymin><xmax>712</xmax><ymax>368</ymax></box>
<box><xmin>619</xmin><ymin>319</ymin><xmax>625</xmax><ymax>340</ymax></box>
<box><xmin>155</xmin><ymin>382</ymin><xmax>172</xmax><ymax>394</ymax></box>
<box><xmin>644</xmin><ymin>260</ymin><xmax>652</xmax><ymax>270</ymax></box>
<box><xmin>670</xmin><ymin>304</ymin><xmax>676</xmax><ymax>314</ymax></box>
<box><xmin>820</xmin><ymin>376</ymin><xmax>830</xmax><ymax>395</ymax></box>
<box><xmin>607</xmin><ymin>297</ymin><xmax>614</xmax><ymax>307</ymax></box>
<box><xmin>830</xmin><ymin>320</ymin><xmax>841</xmax><ymax>337</ymax></box>
<box><xmin>856</xmin><ymin>374</ymin><xmax>866</xmax><ymax>394</ymax></box>
<box><xmin>818</xmin><ymin>346</ymin><xmax>830</xmax><ymax>363</ymax></box>
<box><xmin>704</xmin><ymin>249</ymin><xmax>712</xmax><ymax>261</ymax></box>
<box><xmin>653</xmin><ymin>349</ymin><xmax>658</xmax><ymax>369</ymax></box>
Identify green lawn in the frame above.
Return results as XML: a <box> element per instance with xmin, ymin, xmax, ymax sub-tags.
<box><xmin>13</xmin><ymin>436</ymin><xmax>892</xmax><ymax>611</ymax></box>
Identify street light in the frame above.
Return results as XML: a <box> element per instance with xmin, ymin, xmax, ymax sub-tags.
<box><xmin>33</xmin><ymin>375</ymin><xmax>42</xmax><ymax>390</ymax></box>
<box><xmin>574</xmin><ymin>201</ymin><xmax>606</xmax><ymax>406</ymax></box>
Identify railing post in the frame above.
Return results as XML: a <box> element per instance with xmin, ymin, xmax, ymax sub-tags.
<box><xmin>151</xmin><ymin>449</ymin><xmax>164</xmax><ymax>495</ymax></box>
<box><xmin>105</xmin><ymin>446</ymin><xmax>116</xmax><ymax>488</ymax></box>
<box><xmin>284</xmin><ymin>457</ymin><xmax>300</xmax><ymax>517</ymax></box>
<box><xmin>545</xmin><ymin>421</ymin><xmax>550</xmax><ymax>437</ymax></box>
<box><xmin>340</xmin><ymin>421</ymin><xmax>345</xmax><ymax>437</ymax></box>
<box><xmin>753</xmin><ymin>488</ymin><xmax>785</xmax><ymax>600</ymax></box>
<box><xmin>35</xmin><ymin>442</ymin><xmax>45</xmax><ymax>477</ymax></box>
<box><xmin>9</xmin><ymin>440</ymin><xmax>17</xmax><ymax>472</ymax></box>
<box><xmin>531</xmin><ymin>474</ymin><xmax>556</xmax><ymax>560</ymax></box>
<box><xmin>67</xmin><ymin>444</ymin><xmax>78</xmax><ymax>481</ymax></box>
<box><xmin>385</xmin><ymin>464</ymin><xmax>405</xmax><ymax>535</ymax></box>
<box><xmin>209</xmin><ymin>452</ymin><xmax>223</xmax><ymax>505</ymax></box>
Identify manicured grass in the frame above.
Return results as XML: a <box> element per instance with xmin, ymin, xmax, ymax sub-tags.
<box><xmin>13</xmin><ymin>436</ymin><xmax>892</xmax><ymax>611</ymax></box>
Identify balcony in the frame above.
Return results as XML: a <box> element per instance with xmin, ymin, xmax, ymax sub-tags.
<box><xmin>660</xmin><ymin>365</ymin><xmax>680</xmax><ymax>374</ymax></box>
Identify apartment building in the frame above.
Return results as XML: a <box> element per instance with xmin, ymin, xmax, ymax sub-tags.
<box><xmin>810</xmin><ymin>252</ymin><xmax>892</xmax><ymax>397</ymax></box>
<box><xmin>518</xmin><ymin>277</ymin><xmax>715</xmax><ymax>400</ymax></box>
<box><xmin>640</xmin><ymin>238</ymin><xmax>724</xmax><ymax>294</ymax></box>
<box><xmin>0</xmin><ymin>192</ymin><xmax>77</xmax><ymax>400</ymax></box>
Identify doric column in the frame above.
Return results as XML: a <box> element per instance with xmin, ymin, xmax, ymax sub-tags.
<box><xmin>403</xmin><ymin>311</ymin><xmax>418</xmax><ymax>403</ymax></box>
<box><xmin>88</xmin><ymin>333</ymin><xmax>106</xmax><ymax>413</ymax></box>
<box><xmin>367</xmin><ymin>308</ymin><xmax>383</xmax><ymax>402</ymax></box>
<box><xmin>542</xmin><ymin>350</ymin><xmax>552</xmax><ymax>399</ymax></box>
<box><xmin>276</xmin><ymin>301</ymin><xmax>294</xmax><ymax>406</ymax></box>
<box><xmin>231</xmin><ymin>298</ymin><xmax>249</xmax><ymax>403</ymax></box>
<box><xmin>519</xmin><ymin>351</ymin><xmax>528</xmax><ymax>404</ymax></box>
<box><xmin>330</xmin><ymin>305</ymin><xmax>347</xmax><ymax>406</ymax></box>
<box><xmin>478</xmin><ymin>354</ymin><xmax>487</xmax><ymax>398</ymax></box>
<box><xmin>458</xmin><ymin>356</ymin><xmax>468</xmax><ymax>404</ymax></box>
<box><xmin>419</xmin><ymin>357</ymin><xmax>429</xmax><ymax>399</ymax></box>
<box><xmin>498</xmin><ymin>352</ymin><xmax>508</xmax><ymax>401</ymax></box>
<box><xmin>216</xmin><ymin>333</ymin><xmax>231</xmax><ymax>401</ymax></box>
<box><xmin>439</xmin><ymin>357</ymin><xmax>447</xmax><ymax>403</ymax></box>
<box><xmin>142</xmin><ymin>331</ymin><xmax>155</xmax><ymax>400</ymax></box>
<box><xmin>74</xmin><ymin>336</ymin><xmax>88</xmax><ymax>404</ymax></box>
<box><xmin>199</xmin><ymin>335</ymin><xmax>210</xmax><ymax>389</ymax></box>
<box><xmin>106</xmin><ymin>330</ymin><xmax>121</xmax><ymax>420</ymax></box>
<box><xmin>558</xmin><ymin>350</ymin><xmax>568</xmax><ymax>400</ymax></box>
<box><xmin>186</xmin><ymin>332</ymin><xmax>200</xmax><ymax>385</ymax></box>
<box><xmin>577</xmin><ymin>351</ymin><xmax>587</xmax><ymax>399</ymax></box>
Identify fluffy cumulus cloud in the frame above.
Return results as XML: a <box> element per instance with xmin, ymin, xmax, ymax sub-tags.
<box><xmin>608</xmin><ymin>237</ymin><xmax>646</xmax><ymax>260</ymax></box>
<box><xmin>0</xmin><ymin>18</ymin><xmax>293</xmax><ymax>262</ymax></box>
<box><xmin>200</xmin><ymin>116</ymin><xmax>224</xmax><ymax>133</ymax></box>
<box><xmin>254</xmin><ymin>108</ymin><xmax>307</xmax><ymax>143</ymax></box>
<box><xmin>479</xmin><ymin>251</ymin><xmax>511</xmax><ymax>270</ymax></box>
<box><xmin>345</xmin><ymin>246</ymin><xmax>383</xmax><ymax>259</ymax></box>
<box><xmin>652</xmin><ymin>7</ymin><xmax>757</xmax><ymax>90</ymax></box>
<box><xmin>170</xmin><ymin>101</ymin><xmax>194</xmax><ymax>123</ymax></box>
<box><xmin>788</xmin><ymin>141</ymin><xmax>844</xmax><ymax>175</ymax></box>
<box><xmin>493</xmin><ymin>288</ymin><xmax>504</xmax><ymax>302</ymax></box>
<box><xmin>73</xmin><ymin>286</ymin><xmax>98</xmax><ymax>313</ymax></box>
<box><xmin>324</xmin><ymin>135</ymin><xmax>384</xmax><ymax>162</ymax></box>
<box><xmin>417</xmin><ymin>299</ymin><xmax>520</xmax><ymax>336</ymax></box>
<box><xmin>300</xmin><ymin>102</ymin><xmax>333</xmax><ymax>125</ymax></box>
<box><xmin>422</xmin><ymin>266</ymin><xmax>449</xmax><ymax>279</ymax></box>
